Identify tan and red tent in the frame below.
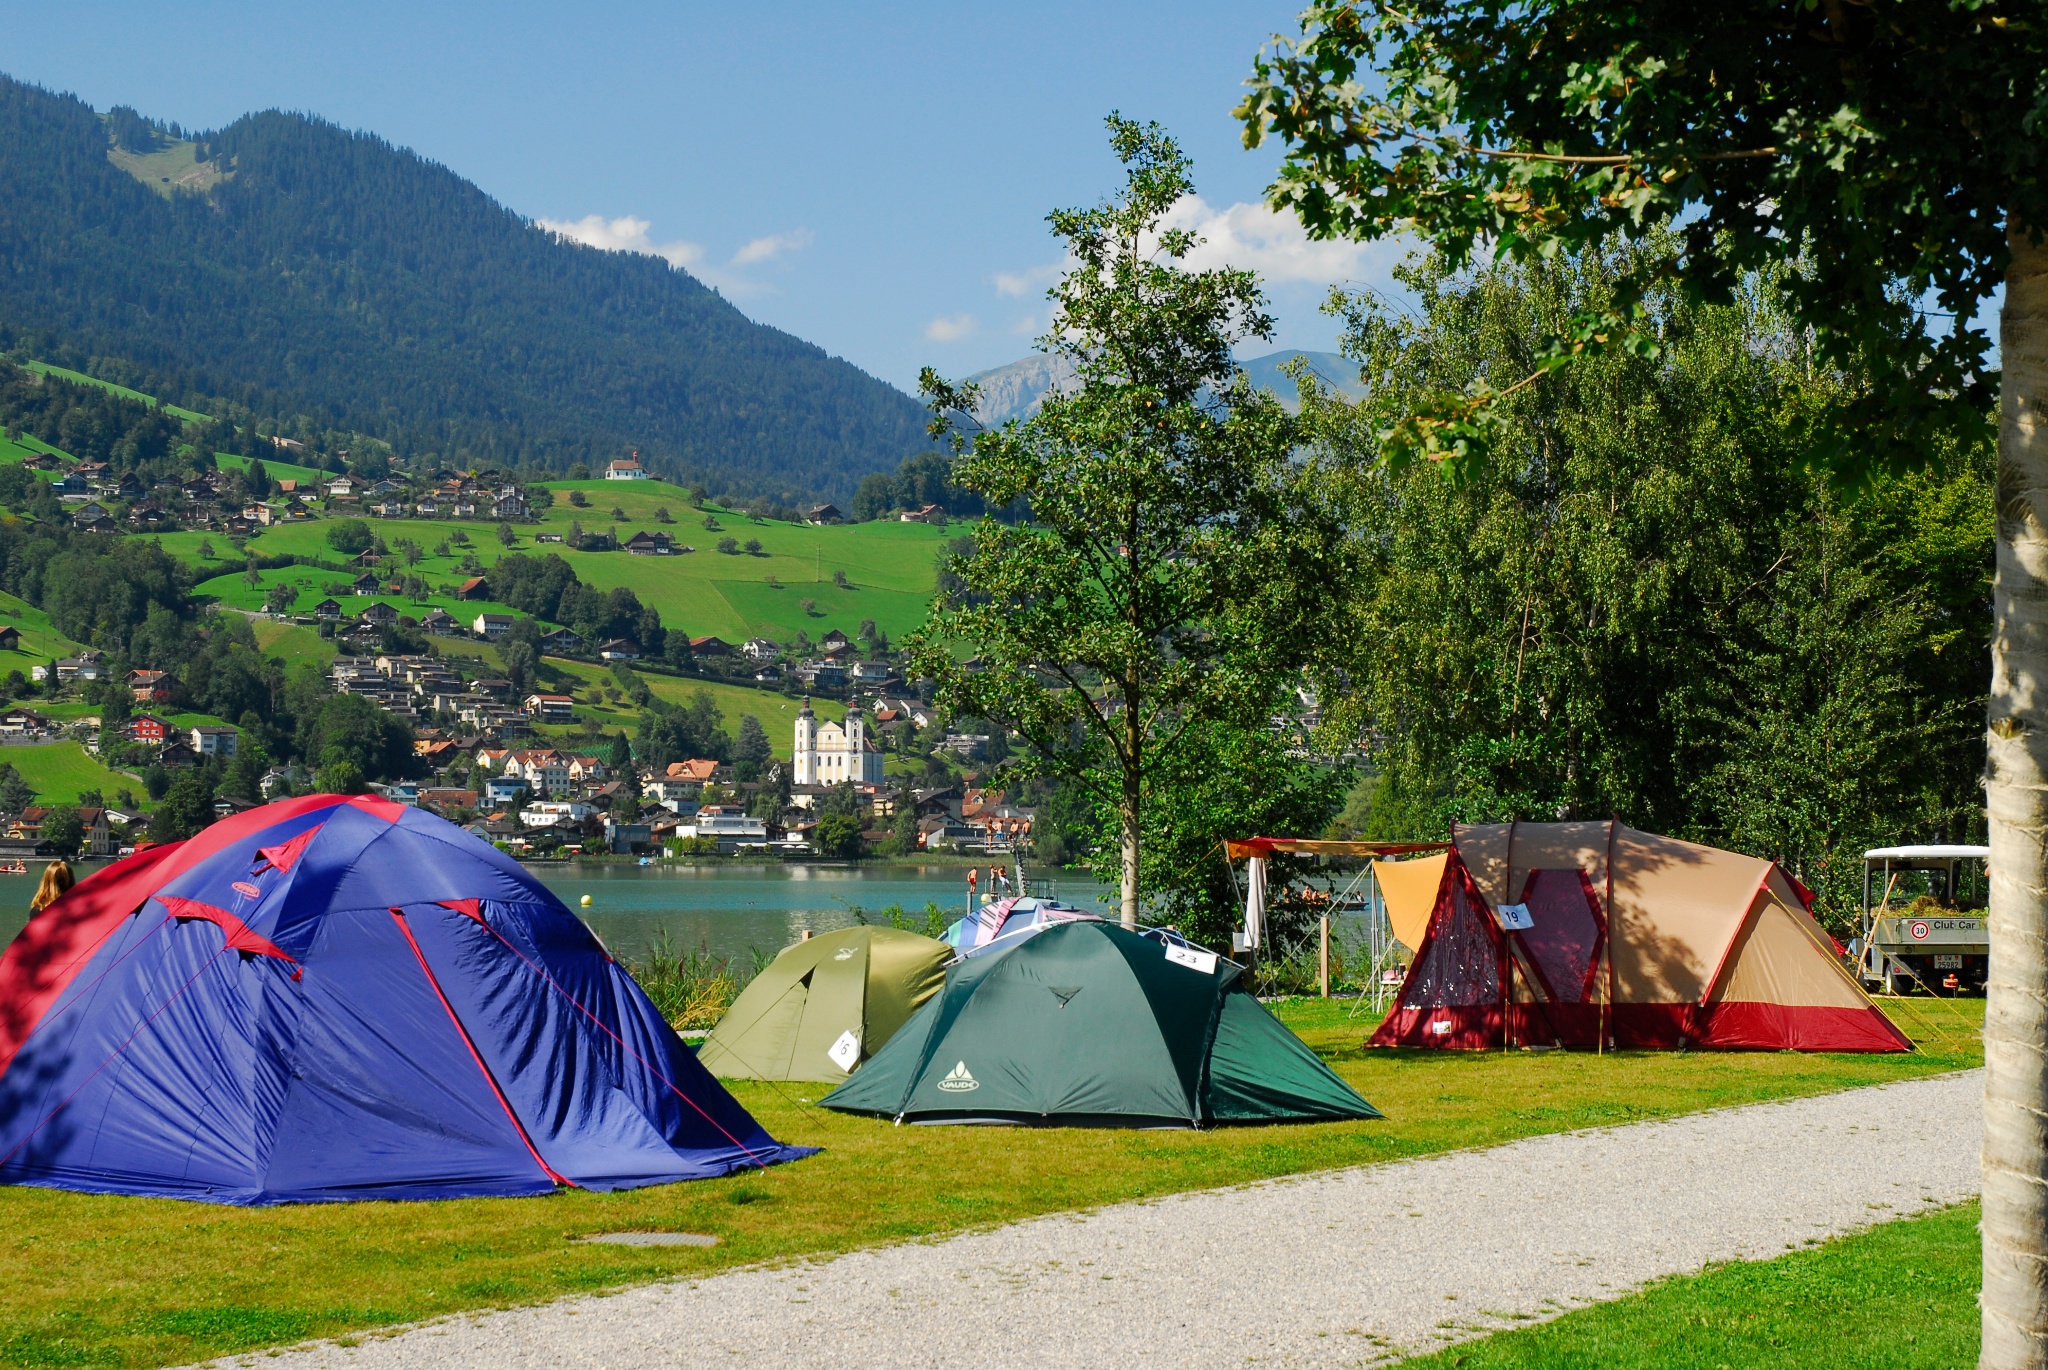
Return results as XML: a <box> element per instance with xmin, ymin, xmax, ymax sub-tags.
<box><xmin>1366</xmin><ymin>822</ymin><xmax>1907</xmax><ymax>1053</ymax></box>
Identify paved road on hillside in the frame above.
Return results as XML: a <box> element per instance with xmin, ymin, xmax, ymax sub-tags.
<box><xmin>231</xmin><ymin>1071</ymin><xmax>1982</xmax><ymax>1370</ymax></box>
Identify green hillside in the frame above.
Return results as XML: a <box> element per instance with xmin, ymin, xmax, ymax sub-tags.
<box><xmin>4</xmin><ymin>741</ymin><xmax>136</xmax><ymax>805</ymax></box>
<box><xmin>23</xmin><ymin>361</ymin><xmax>209</xmax><ymax>423</ymax></box>
<box><xmin>183</xmin><ymin>479</ymin><xmax>950</xmax><ymax>646</ymax></box>
<box><xmin>0</xmin><ymin>75</ymin><xmax>930</xmax><ymax>501</ymax></box>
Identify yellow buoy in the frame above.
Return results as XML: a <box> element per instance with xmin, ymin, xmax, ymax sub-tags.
<box><xmin>580</xmin><ymin>894</ymin><xmax>593</xmax><ymax>907</ymax></box>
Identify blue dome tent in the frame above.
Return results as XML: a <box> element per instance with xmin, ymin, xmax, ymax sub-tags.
<box><xmin>0</xmin><ymin>794</ymin><xmax>812</xmax><ymax>1204</ymax></box>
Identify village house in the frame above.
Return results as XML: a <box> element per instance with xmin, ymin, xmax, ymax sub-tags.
<box><xmin>524</xmin><ymin>693</ymin><xmax>575</xmax><ymax>722</ymax></box>
<box><xmin>0</xmin><ymin>626</ymin><xmax>19</xmax><ymax>652</ymax></box>
<box><xmin>192</xmin><ymin>725</ymin><xmax>239</xmax><ymax>759</ymax></box>
<box><xmin>539</xmin><ymin>627</ymin><xmax>582</xmax><ymax>654</ymax></box>
<box><xmin>472</xmin><ymin>613</ymin><xmax>515</xmax><ymax>641</ymax></box>
<box><xmin>129</xmin><ymin>669</ymin><xmax>173</xmax><ymax>704</ymax></box>
<box><xmin>597</xmin><ymin>638</ymin><xmax>641</xmax><ymax>662</ymax></box>
<box><xmin>604</xmin><ymin>458</ymin><xmax>648</xmax><ymax>480</ymax></box>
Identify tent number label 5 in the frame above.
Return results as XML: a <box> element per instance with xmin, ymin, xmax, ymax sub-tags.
<box><xmin>937</xmin><ymin>1061</ymin><xmax>979</xmax><ymax>1092</ymax></box>
<box><xmin>1164</xmin><ymin>944</ymin><xmax>1219</xmax><ymax>975</ymax></box>
<box><xmin>1495</xmin><ymin>903</ymin><xmax>1534</xmax><ymax>931</ymax></box>
<box><xmin>827</xmin><ymin>1030</ymin><xmax>861</xmax><ymax>1072</ymax></box>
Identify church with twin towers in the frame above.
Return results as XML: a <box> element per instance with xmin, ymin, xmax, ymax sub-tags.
<box><xmin>793</xmin><ymin>698</ymin><xmax>884</xmax><ymax>786</ymax></box>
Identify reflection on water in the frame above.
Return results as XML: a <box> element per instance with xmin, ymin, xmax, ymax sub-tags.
<box><xmin>0</xmin><ymin>861</ymin><xmax>1112</xmax><ymax>966</ymax></box>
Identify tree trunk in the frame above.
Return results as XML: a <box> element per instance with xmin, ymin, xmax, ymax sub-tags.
<box><xmin>1985</xmin><ymin>222</ymin><xmax>2048</xmax><ymax>1370</ymax></box>
<box><xmin>1120</xmin><ymin>766</ymin><xmax>1140</xmax><ymax>930</ymax></box>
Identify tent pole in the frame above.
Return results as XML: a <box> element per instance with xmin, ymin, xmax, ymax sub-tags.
<box><xmin>1603</xmin><ymin>819</ymin><xmax>1618</xmax><ymax>1053</ymax></box>
<box><xmin>1319</xmin><ymin>915</ymin><xmax>1330</xmax><ymax>999</ymax></box>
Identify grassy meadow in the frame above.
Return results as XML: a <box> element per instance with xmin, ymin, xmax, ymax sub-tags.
<box><xmin>170</xmin><ymin>481</ymin><xmax>950</xmax><ymax>646</ymax></box>
<box><xmin>0</xmin><ymin>996</ymin><xmax>1985</xmax><ymax>1369</ymax></box>
<box><xmin>1394</xmin><ymin>1200</ymin><xmax>1980</xmax><ymax>1369</ymax></box>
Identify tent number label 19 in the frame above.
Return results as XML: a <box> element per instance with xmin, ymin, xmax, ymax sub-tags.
<box><xmin>1495</xmin><ymin>902</ymin><xmax>1534</xmax><ymax>931</ymax></box>
<box><xmin>827</xmin><ymin>1030</ymin><xmax>861</xmax><ymax>1072</ymax></box>
<box><xmin>1165</xmin><ymin>944</ymin><xmax>1219</xmax><ymax>975</ymax></box>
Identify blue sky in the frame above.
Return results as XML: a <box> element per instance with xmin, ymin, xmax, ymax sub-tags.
<box><xmin>0</xmin><ymin>1</ymin><xmax>1406</xmax><ymax>393</ymax></box>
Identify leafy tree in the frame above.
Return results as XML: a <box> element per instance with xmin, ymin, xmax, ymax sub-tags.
<box><xmin>798</xmin><ymin>597</ymin><xmax>818</xmax><ymax>618</ymax></box>
<box><xmin>734</xmin><ymin>714</ymin><xmax>771</xmax><ymax>782</ymax></box>
<box><xmin>568</xmin><ymin>463</ymin><xmax>591</xmax><ymax>481</ymax></box>
<box><xmin>832</xmin><ymin>569</ymin><xmax>850</xmax><ymax>589</ymax></box>
<box><xmin>655</xmin><ymin>506</ymin><xmax>673</xmax><ymax>524</ymax></box>
<box><xmin>888</xmin><ymin>805</ymin><xmax>919</xmax><ymax>857</ymax></box>
<box><xmin>636</xmin><ymin>690</ymin><xmax>731</xmax><ymax>768</ymax></box>
<box><xmin>39</xmin><ymin>804</ymin><xmax>81</xmax><ymax>858</ymax></box>
<box><xmin>743</xmin><ymin>538</ymin><xmax>762</xmax><ymax>556</ymax></box>
<box><xmin>314</xmin><ymin>757</ymin><xmax>365</xmax><ymax>795</ymax></box>
<box><xmin>141</xmin><ymin>764</ymin><xmax>169</xmax><ymax>801</ymax></box>
<box><xmin>325</xmin><ymin>519</ymin><xmax>375</xmax><ymax>555</ymax></box>
<box><xmin>264</xmin><ymin>582</ymin><xmax>298</xmax><ymax>615</ymax></box>
<box><xmin>812</xmin><ymin>811</ymin><xmax>863</xmax><ymax>860</ymax></box>
<box><xmin>501</xmin><ymin>641</ymin><xmax>538</xmax><ymax>694</ymax></box>
<box><xmin>909</xmin><ymin>118</ymin><xmax>1347</xmax><ymax>928</ymax></box>
<box><xmin>1239</xmin><ymin>6</ymin><xmax>2047</xmax><ymax>1353</ymax></box>
<box><xmin>152</xmin><ymin>766</ymin><xmax>216</xmax><ymax>841</ymax></box>
<box><xmin>301</xmin><ymin>692</ymin><xmax>413</xmax><ymax>782</ymax></box>
<box><xmin>222</xmin><ymin>741</ymin><xmax>269</xmax><ymax>803</ymax></box>
<box><xmin>0</xmin><ymin>764</ymin><xmax>32</xmax><ymax>814</ymax></box>
<box><xmin>496</xmin><ymin>522</ymin><xmax>517</xmax><ymax>547</ymax></box>
<box><xmin>717</xmin><ymin>537</ymin><xmax>739</xmax><ymax>555</ymax></box>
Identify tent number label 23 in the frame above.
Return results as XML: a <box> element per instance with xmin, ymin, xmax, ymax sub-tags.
<box><xmin>1164</xmin><ymin>944</ymin><xmax>1219</xmax><ymax>975</ymax></box>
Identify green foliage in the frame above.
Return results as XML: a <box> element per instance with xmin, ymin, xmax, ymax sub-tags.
<box><xmin>852</xmin><ymin>450</ymin><xmax>980</xmax><ymax>522</ymax></box>
<box><xmin>301</xmin><ymin>692</ymin><xmax>415</xmax><ymax>784</ymax></box>
<box><xmin>909</xmin><ymin>117</ymin><xmax>1349</xmax><ymax>920</ymax></box>
<box><xmin>152</xmin><ymin>766</ymin><xmax>216</xmax><ymax>842</ymax></box>
<box><xmin>38</xmin><ymin>804</ymin><xmax>81</xmax><ymax>858</ymax></box>
<box><xmin>1083</xmin><ymin>719</ymin><xmax>1350</xmax><ymax>951</ymax></box>
<box><xmin>1314</xmin><ymin>249</ymin><xmax>1989</xmax><ymax>932</ymax></box>
<box><xmin>1238</xmin><ymin>1</ymin><xmax>2043</xmax><ymax>483</ymax></box>
<box><xmin>812</xmin><ymin>811</ymin><xmax>864</xmax><ymax>859</ymax></box>
<box><xmin>733</xmin><ymin>714</ymin><xmax>771</xmax><ymax>782</ymax></box>
<box><xmin>0</xmin><ymin>78</ymin><xmax>929</xmax><ymax>500</ymax></box>
<box><xmin>0</xmin><ymin>358</ymin><xmax>186</xmax><ymax>484</ymax></box>
<box><xmin>325</xmin><ymin>519</ymin><xmax>375</xmax><ymax>555</ymax></box>
<box><xmin>637</xmin><ymin>690</ymin><xmax>731</xmax><ymax>768</ymax></box>
<box><xmin>0</xmin><ymin>764</ymin><xmax>32</xmax><ymax>814</ymax></box>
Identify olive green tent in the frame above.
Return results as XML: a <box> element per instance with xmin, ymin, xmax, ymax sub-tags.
<box><xmin>698</xmin><ymin>927</ymin><xmax>950</xmax><ymax>1083</ymax></box>
<box><xmin>820</xmin><ymin>921</ymin><xmax>1380</xmax><ymax>1127</ymax></box>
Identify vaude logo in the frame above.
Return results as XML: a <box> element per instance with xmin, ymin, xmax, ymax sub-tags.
<box><xmin>936</xmin><ymin>1061</ymin><xmax>979</xmax><ymax>1092</ymax></box>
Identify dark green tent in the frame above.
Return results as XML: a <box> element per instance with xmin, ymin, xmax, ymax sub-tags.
<box><xmin>819</xmin><ymin>921</ymin><xmax>1380</xmax><ymax>1127</ymax></box>
<box><xmin>698</xmin><ymin>927</ymin><xmax>949</xmax><ymax>1083</ymax></box>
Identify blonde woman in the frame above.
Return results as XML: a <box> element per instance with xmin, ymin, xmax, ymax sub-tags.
<box><xmin>29</xmin><ymin>860</ymin><xmax>73</xmax><ymax>916</ymax></box>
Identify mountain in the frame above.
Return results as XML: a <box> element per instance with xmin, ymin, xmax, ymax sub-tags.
<box><xmin>963</xmin><ymin>349</ymin><xmax>1366</xmax><ymax>428</ymax></box>
<box><xmin>0</xmin><ymin>76</ymin><xmax>929</xmax><ymax>502</ymax></box>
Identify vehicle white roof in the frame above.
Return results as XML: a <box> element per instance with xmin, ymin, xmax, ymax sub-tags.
<box><xmin>1863</xmin><ymin>845</ymin><xmax>1989</xmax><ymax>861</ymax></box>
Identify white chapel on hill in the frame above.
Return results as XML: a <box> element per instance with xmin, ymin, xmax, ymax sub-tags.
<box><xmin>793</xmin><ymin>698</ymin><xmax>884</xmax><ymax>786</ymax></box>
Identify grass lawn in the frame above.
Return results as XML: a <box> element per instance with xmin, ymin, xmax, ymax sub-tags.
<box><xmin>0</xmin><ymin>996</ymin><xmax>1985</xmax><ymax>1369</ymax></box>
<box><xmin>212</xmin><ymin>452</ymin><xmax>331</xmax><ymax>488</ymax></box>
<box><xmin>1394</xmin><ymin>1200</ymin><xmax>1980</xmax><ymax>1369</ymax></box>
<box><xmin>0</xmin><ymin>591</ymin><xmax>88</xmax><ymax>672</ymax></box>
<box><xmin>20</xmin><ymin>363</ymin><xmax>209</xmax><ymax>425</ymax></box>
<box><xmin>250</xmin><ymin>620</ymin><xmax>338</xmax><ymax>671</ymax></box>
<box><xmin>0</xmin><ymin>741</ymin><xmax>137</xmax><ymax>805</ymax></box>
<box><xmin>204</xmin><ymin>485</ymin><xmax>950</xmax><ymax>646</ymax></box>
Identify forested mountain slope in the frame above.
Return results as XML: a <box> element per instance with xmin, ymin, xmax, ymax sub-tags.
<box><xmin>0</xmin><ymin>75</ymin><xmax>928</xmax><ymax>501</ymax></box>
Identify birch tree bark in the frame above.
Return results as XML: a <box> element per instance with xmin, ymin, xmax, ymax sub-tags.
<box><xmin>1986</xmin><ymin>223</ymin><xmax>2048</xmax><ymax>1370</ymax></box>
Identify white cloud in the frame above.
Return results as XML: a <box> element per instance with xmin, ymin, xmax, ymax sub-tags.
<box><xmin>731</xmin><ymin>228</ymin><xmax>814</xmax><ymax>267</ymax></box>
<box><xmin>1156</xmin><ymin>196</ymin><xmax>1393</xmax><ymax>287</ymax></box>
<box><xmin>994</xmin><ymin>261</ymin><xmax>1066</xmax><ymax>298</ymax></box>
<box><xmin>925</xmin><ymin>313</ymin><xmax>977</xmax><ymax>342</ymax></box>
<box><xmin>537</xmin><ymin>214</ymin><xmax>810</xmax><ymax>297</ymax></box>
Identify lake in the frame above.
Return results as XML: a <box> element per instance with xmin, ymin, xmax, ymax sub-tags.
<box><xmin>0</xmin><ymin>861</ymin><xmax>1114</xmax><ymax>964</ymax></box>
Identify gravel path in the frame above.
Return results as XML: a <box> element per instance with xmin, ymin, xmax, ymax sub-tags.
<box><xmin>231</xmin><ymin>1071</ymin><xmax>1982</xmax><ymax>1370</ymax></box>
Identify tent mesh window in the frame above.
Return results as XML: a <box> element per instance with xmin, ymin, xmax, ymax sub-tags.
<box><xmin>1519</xmin><ymin>869</ymin><xmax>1604</xmax><ymax>1003</ymax></box>
<box><xmin>1401</xmin><ymin>868</ymin><xmax>1498</xmax><ymax>1009</ymax></box>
